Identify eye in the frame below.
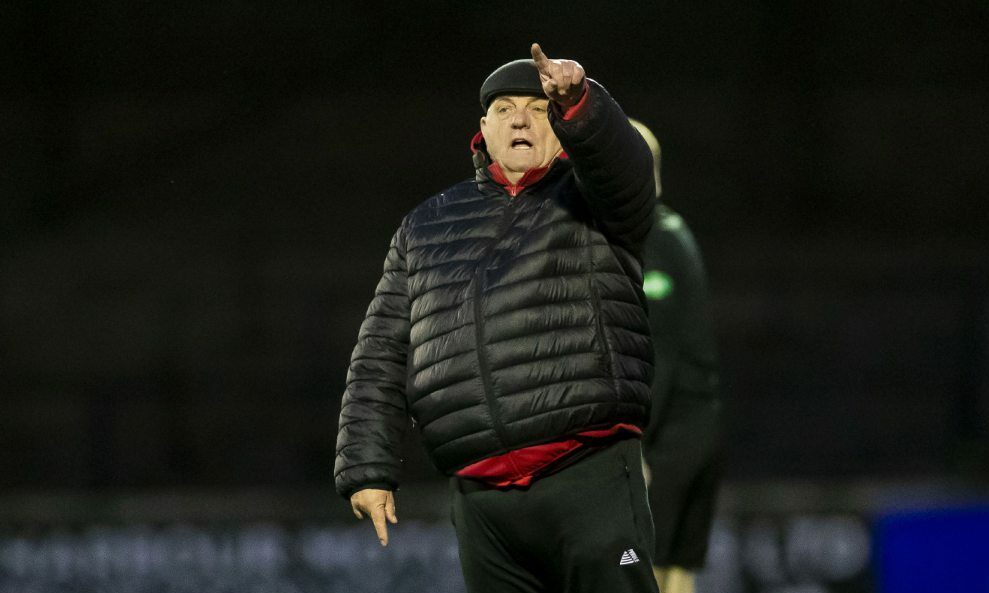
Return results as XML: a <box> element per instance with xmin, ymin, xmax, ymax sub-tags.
<box><xmin>528</xmin><ymin>103</ymin><xmax>549</xmax><ymax>117</ymax></box>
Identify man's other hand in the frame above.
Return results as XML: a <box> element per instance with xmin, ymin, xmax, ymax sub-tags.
<box><xmin>531</xmin><ymin>43</ymin><xmax>586</xmax><ymax>109</ymax></box>
<box><xmin>350</xmin><ymin>488</ymin><xmax>398</xmax><ymax>546</ymax></box>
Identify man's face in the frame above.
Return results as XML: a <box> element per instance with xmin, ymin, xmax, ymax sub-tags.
<box><xmin>480</xmin><ymin>95</ymin><xmax>563</xmax><ymax>176</ymax></box>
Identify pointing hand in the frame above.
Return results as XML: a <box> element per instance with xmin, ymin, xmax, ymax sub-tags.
<box><xmin>530</xmin><ymin>43</ymin><xmax>586</xmax><ymax>108</ymax></box>
<box><xmin>350</xmin><ymin>488</ymin><xmax>398</xmax><ymax>546</ymax></box>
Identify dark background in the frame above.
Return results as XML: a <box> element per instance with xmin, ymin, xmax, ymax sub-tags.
<box><xmin>2</xmin><ymin>1</ymin><xmax>988</xmax><ymax>493</ymax></box>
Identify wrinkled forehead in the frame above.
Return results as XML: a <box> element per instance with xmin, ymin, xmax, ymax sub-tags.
<box><xmin>487</xmin><ymin>94</ymin><xmax>549</xmax><ymax>110</ymax></box>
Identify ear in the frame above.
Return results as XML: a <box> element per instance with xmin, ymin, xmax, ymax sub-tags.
<box><xmin>479</xmin><ymin>116</ymin><xmax>488</xmax><ymax>138</ymax></box>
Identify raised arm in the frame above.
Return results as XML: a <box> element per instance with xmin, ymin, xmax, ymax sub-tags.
<box><xmin>533</xmin><ymin>43</ymin><xmax>656</xmax><ymax>255</ymax></box>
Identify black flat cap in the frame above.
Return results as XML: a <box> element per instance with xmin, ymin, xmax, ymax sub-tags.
<box><xmin>479</xmin><ymin>59</ymin><xmax>545</xmax><ymax>110</ymax></box>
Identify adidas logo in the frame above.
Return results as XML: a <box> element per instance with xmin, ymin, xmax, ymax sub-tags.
<box><xmin>618</xmin><ymin>548</ymin><xmax>640</xmax><ymax>566</ymax></box>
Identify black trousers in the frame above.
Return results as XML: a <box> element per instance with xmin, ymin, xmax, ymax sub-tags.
<box><xmin>450</xmin><ymin>438</ymin><xmax>660</xmax><ymax>593</ymax></box>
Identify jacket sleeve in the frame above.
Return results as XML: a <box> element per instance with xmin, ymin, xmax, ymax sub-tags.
<box><xmin>642</xmin><ymin>208</ymin><xmax>721</xmax><ymax>445</ymax></box>
<box><xmin>550</xmin><ymin>79</ymin><xmax>657</xmax><ymax>256</ymax></box>
<box><xmin>334</xmin><ymin>224</ymin><xmax>411</xmax><ymax>499</ymax></box>
<box><xmin>640</xmin><ymin>209</ymin><xmax>723</xmax><ymax>566</ymax></box>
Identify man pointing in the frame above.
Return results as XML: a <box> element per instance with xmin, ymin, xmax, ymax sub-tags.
<box><xmin>335</xmin><ymin>44</ymin><xmax>660</xmax><ymax>593</ymax></box>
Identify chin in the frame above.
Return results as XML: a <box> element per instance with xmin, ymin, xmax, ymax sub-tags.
<box><xmin>504</xmin><ymin>155</ymin><xmax>541</xmax><ymax>172</ymax></box>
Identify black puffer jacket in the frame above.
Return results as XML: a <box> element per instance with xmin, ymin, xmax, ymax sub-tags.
<box><xmin>335</xmin><ymin>80</ymin><xmax>656</xmax><ymax>498</ymax></box>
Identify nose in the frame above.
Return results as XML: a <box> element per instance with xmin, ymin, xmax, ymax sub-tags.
<box><xmin>510</xmin><ymin>109</ymin><xmax>530</xmax><ymax>129</ymax></box>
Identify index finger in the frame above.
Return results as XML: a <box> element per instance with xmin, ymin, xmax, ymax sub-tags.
<box><xmin>530</xmin><ymin>43</ymin><xmax>550</xmax><ymax>71</ymax></box>
<box><xmin>370</xmin><ymin>505</ymin><xmax>390</xmax><ymax>546</ymax></box>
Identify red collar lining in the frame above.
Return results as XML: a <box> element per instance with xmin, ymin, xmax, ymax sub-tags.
<box><xmin>486</xmin><ymin>162</ymin><xmax>551</xmax><ymax>197</ymax></box>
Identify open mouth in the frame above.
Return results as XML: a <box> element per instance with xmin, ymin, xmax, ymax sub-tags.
<box><xmin>511</xmin><ymin>139</ymin><xmax>533</xmax><ymax>150</ymax></box>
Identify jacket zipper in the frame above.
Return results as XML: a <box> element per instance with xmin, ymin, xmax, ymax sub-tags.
<box><xmin>472</xmin><ymin>194</ymin><xmax>520</xmax><ymax>449</ymax></box>
<box><xmin>585</xmin><ymin>226</ymin><xmax>621</xmax><ymax>395</ymax></box>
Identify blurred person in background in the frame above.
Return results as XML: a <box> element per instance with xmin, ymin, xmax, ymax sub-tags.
<box><xmin>335</xmin><ymin>44</ymin><xmax>662</xmax><ymax>592</ymax></box>
<box><xmin>630</xmin><ymin>119</ymin><xmax>723</xmax><ymax>593</ymax></box>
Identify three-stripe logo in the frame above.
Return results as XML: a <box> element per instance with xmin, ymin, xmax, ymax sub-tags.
<box><xmin>618</xmin><ymin>549</ymin><xmax>640</xmax><ymax>566</ymax></box>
